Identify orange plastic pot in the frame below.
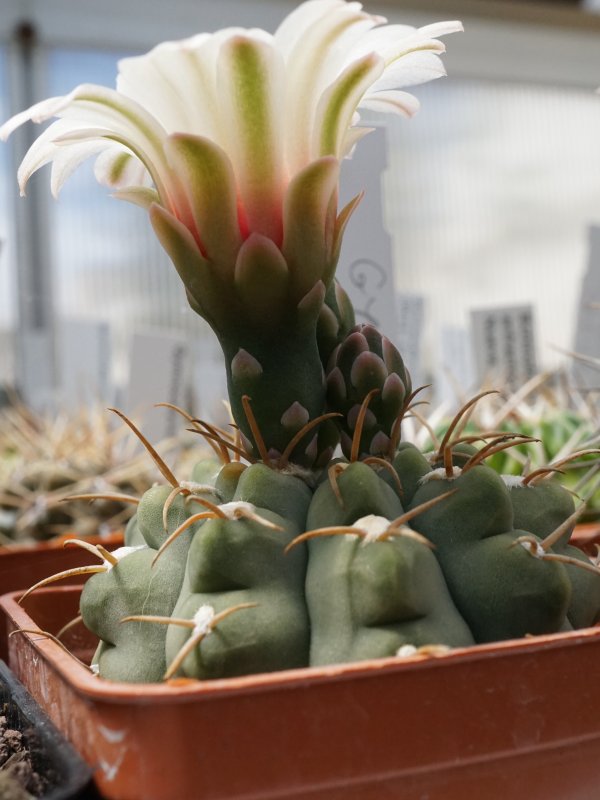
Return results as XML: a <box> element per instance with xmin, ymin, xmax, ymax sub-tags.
<box><xmin>572</xmin><ymin>523</ymin><xmax>600</xmax><ymax>556</ymax></box>
<box><xmin>2</xmin><ymin>586</ymin><xmax>600</xmax><ymax>800</ymax></box>
<box><xmin>0</xmin><ymin>531</ymin><xmax>123</xmax><ymax>662</ymax></box>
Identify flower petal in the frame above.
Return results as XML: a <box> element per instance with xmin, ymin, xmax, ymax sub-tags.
<box><xmin>368</xmin><ymin>51</ymin><xmax>446</xmax><ymax>92</ymax></box>
<box><xmin>94</xmin><ymin>145</ymin><xmax>152</xmax><ymax>189</ymax></box>
<box><xmin>4</xmin><ymin>83</ymin><xmax>174</xmax><ymax>204</ymax></box>
<box><xmin>117</xmin><ymin>34</ymin><xmax>222</xmax><ymax>142</ymax></box>
<box><xmin>360</xmin><ymin>90</ymin><xmax>420</xmax><ymax>118</ymax></box>
<box><xmin>314</xmin><ymin>52</ymin><xmax>383</xmax><ymax>160</ymax></box>
<box><xmin>331</xmin><ymin>191</ymin><xmax>363</xmax><ymax>276</ymax></box>
<box><xmin>50</xmin><ymin>140</ymin><xmax>109</xmax><ymax>197</ymax></box>
<box><xmin>339</xmin><ymin>124</ymin><xmax>373</xmax><ymax>161</ymax></box>
<box><xmin>0</xmin><ymin>95</ymin><xmax>68</xmax><ymax>140</ymax></box>
<box><xmin>14</xmin><ymin>119</ymin><xmax>91</xmax><ymax>195</ymax></box>
<box><xmin>274</xmin><ymin>0</ymin><xmax>347</xmax><ymax>54</ymax></box>
<box><xmin>112</xmin><ymin>186</ymin><xmax>160</xmax><ymax>209</ymax></box>
<box><xmin>149</xmin><ymin>203</ymin><xmax>224</xmax><ymax>327</ymax></box>
<box><xmin>277</xmin><ymin>1</ymin><xmax>381</xmax><ymax>176</ymax></box>
<box><xmin>282</xmin><ymin>155</ymin><xmax>340</xmax><ymax>298</ymax></box>
<box><xmin>234</xmin><ymin>233</ymin><xmax>289</xmax><ymax>324</ymax></box>
<box><xmin>217</xmin><ymin>33</ymin><xmax>284</xmax><ymax>244</ymax></box>
<box><xmin>351</xmin><ymin>21</ymin><xmax>462</xmax><ymax>66</ymax></box>
<box><xmin>418</xmin><ymin>21</ymin><xmax>464</xmax><ymax>39</ymax></box>
<box><xmin>165</xmin><ymin>133</ymin><xmax>242</xmax><ymax>270</ymax></box>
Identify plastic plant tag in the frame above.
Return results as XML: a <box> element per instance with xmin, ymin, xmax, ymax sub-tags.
<box><xmin>470</xmin><ymin>304</ymin><xmax>538</xmax><ymax>389</ymax></box>
<box><xmin>336</xmin><ymin>126</ymin><xmax>398</xmax><ymax>342</ymax></box>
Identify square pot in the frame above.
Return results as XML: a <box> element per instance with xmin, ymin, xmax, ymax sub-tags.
<box><xmin>1</xmin><ymin>586</ymin><xmax>600</xmax><ymax>799</ymax></box>
<box><xmin>0</xmin><ymin>532</ymin><xmax>123</xmax><ymax>662</ymax></box>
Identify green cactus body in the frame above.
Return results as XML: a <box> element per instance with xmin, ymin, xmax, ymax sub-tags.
<box><xmin>82</xmin><ymin>486</ymin><xmax>198</xmax><ymax>682</ymax></box>
<box><xmin>306</xmin><ymin>532</ymin><xmax>475</xmax><ymax>665</ymax></box>
<box><xmin>326</xmin><ymin>324</ymin><xmax>411</xmax><ymax>459</ymax></box>
<box><xmin>219</xmin><ymin>315</ymin><xmax>331</xmax><ymax>468</ymax></box>
<box><xmin>408</xmin><ymin>466</ymin><xmax>570</xmax><ymax>642</ymax></box>
<box><xmin>408</xmin><ymin>465</ymin><xmax>514</xmax><ymax>547</ymax></box>
<box><xmin>389</xmin><ymin>442</ymin><xmax>432</xmax><ymax>506</ymax></box>
<box><xmin>429</xmin><ymin>442</ymin><xmax>479</xmax><ymax>470</ymax></box>
<box><xmin>432</xmin><ymin>532</ymin><xmax>571</xmax><ymax>642</ymax></box>
<box><xmin>190</xmin><ymin>458</ymin><xmax>223</xmax><ymax>486</ymax></box>
<box><xmin>165</xmin><ymin>508</ymin><xmax>309</xmax><ymax>679</ymax></box>
<box><xmin>507</xmin><ymin>478</ymin><xmax>575</xmax><ymax>544</ymax></box>
<box><xmin>162</xmin><ymin>462</ymin><xmax>313</xmax><ymax>679</ymax></box>
<box><xmin>213</xmin><ymin>461</ymin><xmax>247</xmax><ymax>503</ymax></box>
<box><xmin>304</xmin><ymin>462</ymin><xmax>473</xmax><ymax>664</ymax></box>
<box><xmin>506</xmin><ymin>477</ymin><xmax>600</xmax><ymax>629</ymax></box>
<box><xmin>555</xmin><ymin>544</ymin><xmax>600</xmax><ymax>629</ymax></box>
<box><xmin>307</xmin><ymin>461</ymin><xmax>403</xmax><ymax>529</ymax></box>
<box><xmin>232</xmin><ymin>462</ymin><xmax>313</xmax><ymax>530</ymax></box>
<box><xmin>316</xmin><ymin>280</ymin><xmax>356</xmax><ymax>366</ymax></box>
<box><xmin>123</xmin><ymin>513</ymin><xmax>144</xmax><ymax>547</ymax></box>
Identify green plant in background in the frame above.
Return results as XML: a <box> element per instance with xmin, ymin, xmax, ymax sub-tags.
<box><xmin>5</xmin><ymin>0</ymin><xmax>600</xmax><ymax>684</ymax></box>
<box><xmin>418</xmin><ymin>377</ymin><xmax>600</xmax><ymax>521</ymax></box>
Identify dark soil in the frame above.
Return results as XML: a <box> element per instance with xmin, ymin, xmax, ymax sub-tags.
<box><xmin>0</xmin><ymin>711</ymin><xmax>48</xmax><ymax>799</ymax></box>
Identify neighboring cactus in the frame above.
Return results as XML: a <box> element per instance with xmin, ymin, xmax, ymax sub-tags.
<box><xmin>0</xmin><ymin>399</ymin><xmax>186</xmax><ymax>544</ymax></box>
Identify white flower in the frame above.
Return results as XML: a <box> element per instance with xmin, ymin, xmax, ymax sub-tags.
<box><xmin>1</xmin><ymin>1</ymin><xmax>461</xmax><ymax>311</ymax></box>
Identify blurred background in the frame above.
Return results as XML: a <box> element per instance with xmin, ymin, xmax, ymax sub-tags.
<box><xmin>2</xmin><ymin>0</ymin><xmax>600</xmax><ymax>426</ymax></box>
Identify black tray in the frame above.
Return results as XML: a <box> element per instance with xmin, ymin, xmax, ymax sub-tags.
<box><xmin>0</xmin><ymin>660</ymin><xmax>95</xmax><ymax>799</ymax></box>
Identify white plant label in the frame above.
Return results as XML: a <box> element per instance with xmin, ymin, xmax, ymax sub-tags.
<box><xmin>573</xmin><ymin>225</ymin><xmax>600</xmax><ymax>389</ymax></box>
<box><xmin>125</xmin><ymin>330</ymin><xmax>190</xmax><ymax>442</ymax></box>
<box><xmin>18</xmin><ymin>331</ymin><xmax>56</xmax><ymax>412</ymax></box>
<box><xmin>58</xmin><ymin>319</ymin><xmax>111</xmax><ymax>409</ymax></box>
<box><xmin>470</xmin><ymin>305</ymin><xmax>538</xmax><ymax>389</ymax></box>
<box><xmin>396</xmin><ymin>293</ymin><xmax>424</xmax><ymax>388</ymax></box>
<box><xmin>437</xmin><ymin>325</ymin><xmax>476</xmax><ymax>404</ymax></box>
<box><xmin>336</xmin><ymin>125</ymin><xmax>398</xmax><ymax>342</ymax></box>
<box><xmin>191</xmin><ymin>339</ymin><xmax>229</xmax><ymax>427</ymax></box>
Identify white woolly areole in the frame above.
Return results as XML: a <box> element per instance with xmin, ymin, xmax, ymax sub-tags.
<box><xmin>353</xmin><ymin>514</ymin><xmax>390</xmax><ymax>544</ymax></box>
<box><xmin>502</xmin><ymin>475</ymin><xmax>525</xmax><ymax>489</ymax></box>
<box><xmin>90</xmin><ymin>663</ymin><xmax>100</xmax><ymax>676</ymax></box>
<box><xmin>192</xmin><ymin>604</ymin><xmax>215</xmax><ymax>637</ymax></box>
<box><xmin>397</xmin><ymin>644</ymin><xmax>418</xmax><ymax>658</ymax></box>
<box><xmin>219</xmin><ymin>501</ymin><xmax>256</xmax><ymax>519</ymax></box>
<box><xmin>105</xmin><ymin>544</ymin><xmax>147</xmax><ymax>571</ymax></box>
<box><xmin>179</xmin><ymin>480</ymin><xmax>220</xmax><ymax>496</ymax></box>
<box><xmin>520</xmin><ymin>539</ymin><xmax>545</xmax><ymax>558</ymax></box>
<box><xmin>419</xmin><ymin>466</ymin><xmax>462</xmax><ymax>484</ymax></box>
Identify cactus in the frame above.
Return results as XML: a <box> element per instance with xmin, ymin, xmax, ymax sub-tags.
<box><xmin>0</xmin><ymin>398</ymin><xmax>192</xmax><ymax>545</ymax></box>
<box><xmin>6</xmin><ymin>1</ymin><xmax>600</xmax><ymax>688</ymax></box>
<box><xmin>326</xmin><ymin>324</ymin><xmax>412</xmax><ymax>460</ymax></box>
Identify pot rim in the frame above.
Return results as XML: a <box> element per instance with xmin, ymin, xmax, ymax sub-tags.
<box><xmin>0</xmin><ymin>529</ymin><xmax>124</xmax><ymax>555</ymax></box>
<box><xmin>2</xmin><ymin>585</ymin><xmax>600</xmax><ymax>706</ymax></box>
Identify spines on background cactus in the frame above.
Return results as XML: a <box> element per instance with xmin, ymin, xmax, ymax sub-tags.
<box><xmin>0</xmin><ymin>398</ymin><xmax>179</xmax><ymax>544</ymax></box>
